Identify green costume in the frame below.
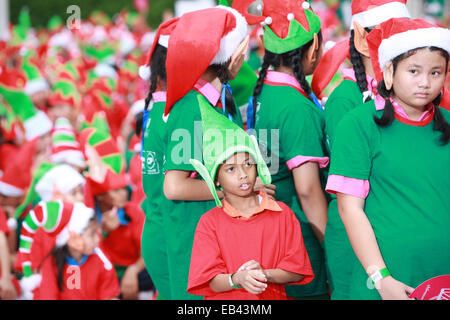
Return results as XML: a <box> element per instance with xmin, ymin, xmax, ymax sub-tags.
<box><xmin>329</xmin><ymin>102</ymin><xmax>450</xmax><ymax>299</ymax></box>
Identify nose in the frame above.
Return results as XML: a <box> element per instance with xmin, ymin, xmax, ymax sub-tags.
<box><xmin>418</xmin><ymin>74</ymin><xmax>431</xmax><ymax>89</ymax></box>
<box><xmin>237</xmin><ymin>165</ymin><xmax>248</xmax><ymax>180</ymax></box>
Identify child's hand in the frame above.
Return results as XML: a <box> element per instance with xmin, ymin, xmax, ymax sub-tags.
<box><xmin>120</xmin><ymin>265</ymin><xmax>140</xmax><ymax>300</ymax></box>
<box><xmin>234</xmin><ymin>269</ymin><xmax>267</xmax><ymax>295</ymax></box>
<box><xmin>238</xmin><ymin>260</ymin><xmax>263</xmax><ymax>272</ymax></box>
<box><xmin>376</xmin><ymin>276</ymin><xmax>415</xmax><ymax>300</ymax></box>
<box><xmin>0</xmin><ymin>275</ymin><xmax>17</xmax><ymax>300</ymax></box>
<box><xmin>102</xmin><ymin>207</ymin><xmax>120</xmax><ymax>232</ymax></box>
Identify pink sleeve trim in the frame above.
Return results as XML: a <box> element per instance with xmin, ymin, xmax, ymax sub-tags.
<box><xmin>325</xmin><ymin>175</ymin><xmax>370</xmax><ymax>199</ymax></box>
<box><xmin>286</xmin><ymin>155</ymin><xmax>329</xmax><ymax>171</ymax></box>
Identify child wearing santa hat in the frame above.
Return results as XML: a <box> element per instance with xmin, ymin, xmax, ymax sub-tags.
<box><xmin>237</xmin><ymin>0</ymin><xmax>329</xmax><ymax>299</ymax></box>
<box><xmin>326</xmin><ymin>17</ymin><xmax>450</xmax><ymax>299</ymax></box>
<box><xmin>18</xmin><ymin>200</ymin><xmax>119</xmax><ymax>300</ymax></box>
<box><xmin>138</xmin><ymin>17</ymin><xmax>177</xmax><ymax>300</ymax></box>
<box><xmin>312</xmin><ymin>0</ymin><xmax>412</xmax><ymax>300</ymax></box>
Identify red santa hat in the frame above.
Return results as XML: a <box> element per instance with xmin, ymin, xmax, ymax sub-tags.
<box><xmin>164</xmin><ymin>5</ymin><xmax>248</xmax><ymax>116</ymax></box>
<box><xmin>311</xmin><ymin>0</ymin><xmax>411</xmax><ymax>99</ymax></box>
<box><xmin>0</xmin><ymin>139</ymin><xmax>37</xmax><ymax>197</ymax></box>
<box><xmin>138</xmin><ymin>17</ymin><xmax>179</xmax><ymax>81</ymax></box>
<box><xmin>367</xmin><ymin>18</ymin><xmax>450</xmax><ymax>82</ymax></box>
<box><xmin>350</xmin><ymin>0</ymin><xmax>410</xmax><ymax>30</ymax></box>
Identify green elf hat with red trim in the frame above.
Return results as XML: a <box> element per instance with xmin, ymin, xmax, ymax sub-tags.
<box><xmin>233</xmin><ymin>0</ymin><xmax>321</xmax><ymax>54</ymax></box>
<box><xmin>51</xmin><ymin>117</ymin><xmax>86</xmax><ymax>169</ymax></box>
<box><xmin>311</xmin><ymin>0</ymin><xmax>411</xmax><ymax>100</ymax></box>
<box><xmin>18</xmin><ymin>200</ymin><xmax>94</xmax><ymax>299</ymax></box>
<box><xmin>78</xmin><ymin>127</ymin><xmax>128</xmax><ymax>196</ymax></box>
<box><xmin>189</xmin><ymin>95</ymin><xmax>271</xmax><ymax>207</ymax></box>
<box><xmin>0</xmin><ymin>68</ymin><xmax>52</xmax><ymax>141</ymax></box>
<box><xmin>48</xmin><ymin>78</ymin><xmax>82</xmax><ymax>108</ymax></box>
<box><xmin>21</xmin><ymin>51</ymin><xmax>50</xmax><ymax>96</ymax></box>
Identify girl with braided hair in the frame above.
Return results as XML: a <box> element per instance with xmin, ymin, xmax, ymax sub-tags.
<box><xmin>138</xmin><ymin>17</ymin><xmax>176</xmax><ymax>300</ymax></box>
<box><xmin>310</xmin><ymin>0</ymin><xmax>411</xmax><ymax>300</ymax></box>
<box><xmin>326</xmin><ymin>18</ymin><xmax>450</xmax><ymax>299</ymax></box>
<box><xmin>244</xmin><ymin>0</ymin><xmax>329</xmax><ymax>300</ymax></box>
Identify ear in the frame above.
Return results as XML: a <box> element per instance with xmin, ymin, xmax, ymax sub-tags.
<box><xmin>305</xmin><ymin>33</ymin><xmax>321</xmax><ymax>65</ymax></box>
<box><xmin>67</xmin><ymin>231</ymin><xmax>85</xmax><ymax>252</ymax></box>
<box><xmin>383</xmin><ymin>61</ymin><xmax>394</xmax><ymax>90</ymax></box>
<box><xmin>227</xmin><ymin>35</ymin><xmax>250</xmax><ymax>80</ymax></box>
<box><xmin>353</xmin><ymin>21</ymin><xmax>370</xmax><ymax>57</ymax></box>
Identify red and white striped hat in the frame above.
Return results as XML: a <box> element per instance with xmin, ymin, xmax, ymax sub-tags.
<box><xmin>350</xmin><ymin>0</ymin><xmax>410</xmax><ymax>29</ymax></box>
<box><xmin>367</xmin><ymin>18</ymin><xmax>450</xmax><ymax>82</ymax></box>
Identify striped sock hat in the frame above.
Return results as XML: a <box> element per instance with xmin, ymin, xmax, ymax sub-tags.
<box><xmin>51</xmin><ymin>117</ymin><xmax>86</xmax><ymax>168</ymax></box>
<box><xmin>19</xmin><ymin>201</ymin><xmax>94</xmax><ymax>277</ymax></box>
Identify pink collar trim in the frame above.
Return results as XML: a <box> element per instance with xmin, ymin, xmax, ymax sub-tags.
<box><xmin>153</xmin><ymin>91</ymin><xmax>166</xmax><ymax>103</ymax></box>
<box><xmin>374</xmin><ymin>95</ymin><xmax>435</xmax><ymax>124</ymax></box>
<box><xmin>194</xmin><ymin>78</ymin><xmax>220</xmax><ymax>107</ymax></box>
<box><xmin>265</xmin><ymin>70</ymin><xmax>302</xmax><ymax>91</ymax></box>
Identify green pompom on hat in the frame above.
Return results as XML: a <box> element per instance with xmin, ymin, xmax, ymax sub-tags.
<box><xmin>189</xmin><ymin>95</ymin><xmax>271</xmax><ymax>207</ymax></box>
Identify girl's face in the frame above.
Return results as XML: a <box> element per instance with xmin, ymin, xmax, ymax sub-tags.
<box><xmin>63</xmin><ymin>185</ymin><xmax>84</xmax><ymax>203</ymax></box>
<box><xmin>79</xmin><ymin>220</ymin><xmax>100</xmax><ymax>256</ymax></box>
<box><xmin>216</xmin><ymin>152</ymin><xmax>257</xmax><ymax>198</ymax></box>
<box><xmin>392</xmin><ymin>48</ymin><xmax>447</xmax><ymax>111</ymax></box>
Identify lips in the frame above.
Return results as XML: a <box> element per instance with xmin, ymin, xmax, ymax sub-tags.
<box><xmin>414</xmin><ymin>92</ymin><xmax>429</xmax><ymax>98</ymax></box>
<box><xmin>239</xmin><ymin>183</ymin><xmax>251</xmax><ymax>191</ymax></box>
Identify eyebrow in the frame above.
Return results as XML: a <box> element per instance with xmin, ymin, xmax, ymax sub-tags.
<box><xmin>223</xmin><ymin>156</ymin><xmax>251</xmax><ymax>166</ymax></box>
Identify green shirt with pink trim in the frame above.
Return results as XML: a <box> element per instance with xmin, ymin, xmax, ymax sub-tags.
<box><xmin>327</xmin><ymin>98</ymin><xmax>450</xmax><ymax>299</ymax></box>
<box><xmin>254</xmin><ymin>71</ymin><xmax>329</xmax><ymax>298</ymax></box>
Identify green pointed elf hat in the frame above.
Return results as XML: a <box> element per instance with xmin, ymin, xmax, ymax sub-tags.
<box><xmin>234</xmin><ymin>0</ymin><xmax>321</xmax><ymax>54</ymax></box>
<box><xmin>189</xmin><ymin>95</ymin><xmax>271</xmax><ymax>207</ymax></box>
<box><xmin>21</xmin><ymin>51</ymin><xmax>50</xmax><ymax>96</ymax></box>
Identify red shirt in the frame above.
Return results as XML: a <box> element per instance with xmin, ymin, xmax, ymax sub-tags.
<box><xmin>99</xmin><ymin>202</ymin><xmax>145</xmax><ymax>266</ymax></box>
<box><xmin>35</xmin><ymin>248</ymin><xmax>120</xmax><ymax>300</ymax></box>
<box><xmin>188</xmin><ymin>193</ymin><xmax>314</xmax><ymax>300</ymax></box>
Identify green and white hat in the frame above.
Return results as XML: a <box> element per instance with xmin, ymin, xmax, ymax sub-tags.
<box><xmin>189</xmin><ymin>95</ymin><xmax>271</xmax><ymax>207</ymax></box>
<box><xmin>21</xmin><ymin>51</ymin><xmax>50</xmax><ymax>96</ymax></box>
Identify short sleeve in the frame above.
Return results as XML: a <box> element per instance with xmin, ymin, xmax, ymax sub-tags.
<box><xmin>187</xmin><ymin>213</ymin><xmax>227</xmax><ymax>297</ymax></box>
<box><xmin>329</xmin><ymin>112</ymin><xmax>374</xmax><ymax>180</ymax></box>
<box><xmin>281</xmin><ymin>102</ymin><xmax>326</xmax><ymax>168</ymax></box>
<box><xmin>164</xmin><ymin>95</ymin><xmax>203</xmax><ymax>173</ymax></box>
<box><xmin>276</xmin><ymin>203</ymin><xmax>314</xmax><ymax>285</ymax></box>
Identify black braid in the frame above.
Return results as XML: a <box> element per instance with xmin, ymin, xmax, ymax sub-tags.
<box><xmin>135</xmin><ymin>44</ymin><xmax>167</xmax><ymax>135</ymax></box>
<box><xmin>209</xmin><ymin>63</ymin><xmax>237</xmax><ymax>116</ymax></box>
<box><xmin>349</xmin><ymin>29</ymin><xmax>372</xmax><ymax>101</ymax></box>
<box><xmin>51</xmin><ymin>245</ymin><xmax>70</xmax><ymax>292</ymax></box>
<box><xmin>374</xmin><ymin>46</ymin><xmax>449</xmax><ymax>145</ymax></box>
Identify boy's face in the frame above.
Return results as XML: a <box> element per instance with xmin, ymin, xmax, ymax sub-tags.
<box><xmin>96</xmin><ymin>187</ymin><xmax>128</xmax><ymax>212</ymax></box>
<box><xmin>216</xmin><ymin>152</ymin><xmax>257</xmax><ymax>198</ymax></box>
<box><xmin>79</xmin><ymin>220</ymin><xmax>100</xmax><ymax>256</ymax></box>
<box><xmin>63</xmin><ymin>185</ymin><xmax>84</xmax><ymax>204</ymax></box>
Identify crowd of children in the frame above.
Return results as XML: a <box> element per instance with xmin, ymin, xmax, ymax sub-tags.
<box><xmin>0</xmin><ymin>0</ymin><xmax>449</xmax><ymax>301</ymax></box>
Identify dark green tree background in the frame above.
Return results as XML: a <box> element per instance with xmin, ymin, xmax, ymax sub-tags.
<box><xmin>9</xmin><ymin>0</ymin><xmax>178</xmax><ymax>30</ymax></box>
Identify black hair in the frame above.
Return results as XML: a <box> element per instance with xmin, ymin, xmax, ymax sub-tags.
<box><xmin>208</xmin><ymin>63</ymin><xmax>237</xmax><ymax>116</ymax></box>
<box><xmin>50</xmin><ymin>244</ymin><xmax>70</xmax><ymax>292</ymax></box>
<box><xmin>349</xmin><ymin>28</ymin><xmax>373</xmax><ymax>102</ymax></box>
<box><xmin>251</xmin><ymin>31</ymin><xmax>323</xmax><ymax>126</ymax></box>
<box><xmin>374</xmin><ymin>46</ymin><xmax>449</xmax><ymax>145</ymax></box>
<box><xmin>135</xmin><ymin>44</ymin><xmax>168</xmax><ymax>135</ymax></box>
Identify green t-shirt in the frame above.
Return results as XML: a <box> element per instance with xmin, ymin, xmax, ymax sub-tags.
<box><xmin>330</xmin><ymin>102</ymin><xmax>450</xmax><ymax>299</ymax></box>
<box><xmin>255</xmin><ymin>83</ymin><xmax>329</xmax><ymax>297</ymax></box>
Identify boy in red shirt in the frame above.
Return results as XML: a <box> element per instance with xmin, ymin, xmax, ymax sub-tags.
<box><xmin>187</xmin><ymin>97</ymin><xmax>314</xmax><ymax>300</ymax></box>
